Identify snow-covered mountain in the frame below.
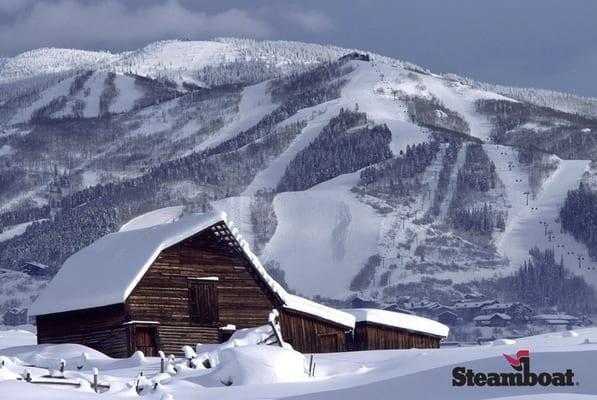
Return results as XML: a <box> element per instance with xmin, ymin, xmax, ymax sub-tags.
<box><xmin>1</xmin><ymin>38</ymin><xmax>597</xmax><ymax>322</ymax></box>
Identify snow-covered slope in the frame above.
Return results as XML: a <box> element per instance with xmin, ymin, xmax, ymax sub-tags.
<box><xmin>262</xmin><ymin>172</ymin><xmax>382</xmax><ymax>297</ymax></box>
<box><xmin>0</xmin><ymin>48</ymin><xmax>117</xmax><ymax>83</ymax></box>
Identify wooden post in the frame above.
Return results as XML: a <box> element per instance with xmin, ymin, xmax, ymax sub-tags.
<box><xmin>25</xmin><ymin>369</ymin><xmax>31</xmax><ymax>382</ymax></box>
<box><xmin>308</xmin><ymin>355</ymin><xmax>313</xmax><ymax>377</ymax></box>
<box><xmin>59</xmin><ymin>359</ymin><xmax>65</xmax><ymax>376</ymax></box>
<box><xmin>269</xmin><ymin>309</ymin><xmax>284</xmax><ymax>347</ymax></box>
<box><xmin>92</xmin><ymin>368</ymin><xmax>98</xmax><ymax>393</ymax></box>
<box><xmin>159</xmin><ymin>351</ymin><xmax>166</xmax><ymax>373</ymax></box>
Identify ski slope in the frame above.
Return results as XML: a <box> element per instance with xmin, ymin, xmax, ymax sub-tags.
<box><xmin>262</xmin><ymin>171</ymin><xmax>382</xmax><ymax>297</ymax></box>
<box><xmin>11</xmin><ymin>72</ymin><xmax>145</xmax><ymax>123</ymax></box>
<box><xmin>195</xmin><ymin>80</ymin><xmax>278</xmax><ymax>152</ymax></box>
<box><xmin>489</xmin><ymin>146</ymin><xmax>594</xmax><ymax>285</ymax></box>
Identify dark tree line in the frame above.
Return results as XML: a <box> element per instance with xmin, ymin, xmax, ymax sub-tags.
<box><xmin>456</xmin><ymin>143</ymin><xmax>497</xmax><ymax>192</ymax></box>
<box><xmin>406</xmin><ymin>95</ymin><xmax>470</xmax><ymax>134</ymax></box>
<box><xmin>278</xmin><ymin>109</ymin><xmax>392</xmax><ymax>192</ymax></box>
<box><xmin>449</xmin><ymin>143</ymin><xmax>504</xmax><ymax>233</ymax></box>
<box><xmin>496</xmin><ymin>248</ymin><xmax>595</xmax><ymax>314</ymax></box>
<box><xmin>350</xmin><ymin>255</ymin><xmax>381</xmax><ymax>291</ymax></box>
<box><xmin>451</xmin><ymin>203</ymin><xmax>504</xmax><ymax>233</ymax></box>
<box><xmin>0</xmin><ymin>206</ymin><xmax>50</xmax><ymax>230</ymax></box>
<box><xmin>430</xmin><ymin>140</ymin><xmax>461</xmax><ymax>216</ymax></box>
<box><xmin>560</xmin><ymin>183</ymin><xmax>597</xmax><ymax>258</ymax></box>
<box><xmin>359</xmin><ymin>141</ymin><xmax>440</xmax><ymax>202</ymax></box>
<box><xmin>99</xmin><ymin>72</ymin><xmax>118</xmax><ymax>117</ymax></box>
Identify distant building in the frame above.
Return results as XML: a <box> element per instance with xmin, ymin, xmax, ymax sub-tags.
<box><xmin>20</xmin><ymin>261</ymin><xmax>50</xmax><ymax>277</ymax></box>
<box><xmin>406</xmin><ymin>300</ymin><xmax>443</xmax><ymax>317</ymax></box>
<box><xmin>453</xmin><ymin>300</ymin><xmax>498</xmax><ymax>321</ymax></box>
<box><xmin>3</xmin><ymin>308</ymin><xmax>28</xmax><ymax>326</ymax></box>
<box><xmin>351</xmin><ymin>297</ymin><xmax>380</xmax><ymax>309</ymax></box>
<box><xmin>383</xmin><ymin>304</ymin><xmax>413</xmax><ymax>315</ymax></box>
<box><xmin>480</xmin><ymin>302</ymin><xmax>533</xmax><ymax>323</ymax></box>
<box><xmin>473</xmin><ymin>313</ymin><xmax>511</xmax><ymax>327</ymax></box>
<box><xmin>531</xmin><ymin>314</ymin><xmax>579</xmax><ymax>327</ymax></box>
<box><xmin>437</xmin><ymin>310</ymin><xmax>460</xmax><ymax>326</ymax></box>
<box><xmin>339</xmin><ymin>52</ymin><xmax>370</xmax><ymax>62</ymax></box>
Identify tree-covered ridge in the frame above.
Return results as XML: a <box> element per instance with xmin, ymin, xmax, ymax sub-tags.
<box><xmin>560</xmin><ymin>183</ymin><xmax>597</xmax><ymax>258</ymax></box>
<box><xmin>277</xmin><ymin>108</ymin><xmax>392</xmax><ymax>192</ymax></box>
<box><xmin>357</xmin><ymin>141</ymin><xmax>440</xmax><ymax>203</ymax></box>
<box><xmin>450</xmin><ymin>143</ymin><xmax>505</xmax><ymax>234</ymax></box>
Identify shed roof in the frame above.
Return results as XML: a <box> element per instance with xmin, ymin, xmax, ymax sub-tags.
<box><xmin>531</xmin><ymin>314</ymin><xmax>578</xmax><ymax>321</ymax></box>
<box><xmin>342</xmin><ymin>308</ymin><xmax>449</xmax><ymax>338</ymax></box>
<box><xmin>453</xmin><ymin>300</ymin><xmax>497</xmax><ymax>309</ymax></box>
<box><xmin>29</xmin><ymin>211</ymin><xmax>355</xmax><ymax>329</ymax></box>
<box><xmin>473</xmin><ymin>313</ymin><xmax>511</xmax><ymax>321</ymax></box>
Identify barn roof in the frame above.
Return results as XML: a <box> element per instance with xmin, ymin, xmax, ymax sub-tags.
<box><xmin>29</xmin><ymin>211</ymin><xmax>355</xmax><ymax>329</ymax></box>
<box><xmin>343</xmin><ymin>308</ymin><xmax>449</xmax><ymax>338</ymax></box>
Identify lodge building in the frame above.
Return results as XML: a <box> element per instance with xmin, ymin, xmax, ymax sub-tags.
<box><xmin>30</xmin><ymin>211</ymin><xmax>448</xmax><ymax>357</ymax></box>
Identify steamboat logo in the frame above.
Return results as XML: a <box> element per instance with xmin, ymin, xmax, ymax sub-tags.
<box><xmin>452</xmin><ymin>349</ymin><xmax>576</xmax><ymax>387</ymax></box>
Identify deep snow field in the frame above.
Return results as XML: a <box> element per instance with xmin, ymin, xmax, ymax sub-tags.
<box><xmin>1</xmin><ymin>326</ymin><xmax>597</xmax><ymax>399</ymax></box>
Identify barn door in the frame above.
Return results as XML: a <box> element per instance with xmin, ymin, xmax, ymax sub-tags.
<box><xmin>316</xmin><ymin>332</ymin><xmax>340</xmax><ymax>353</ymax></box>
<box><xmin>135</xmin><ymin>327</ymin><xmax>158</xmax><ymax>356</ymax></box>
<box><xmin>189</xmin><ymin>280</ymin><xmax>219</xmax><ymax>324</ymax></box>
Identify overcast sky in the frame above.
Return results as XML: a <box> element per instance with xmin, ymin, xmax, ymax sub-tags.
<box><xmin>1</xmin><ymin>0</ymin><xmax>596</xmax><ymax>97</ymax></box>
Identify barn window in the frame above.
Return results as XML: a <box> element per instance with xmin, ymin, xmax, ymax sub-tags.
<box><xmin>188</xmin><ymin>278</ymin><xmax>219</xmax><ymax>324</ymax></box>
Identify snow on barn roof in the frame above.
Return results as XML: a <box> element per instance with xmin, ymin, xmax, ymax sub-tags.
<box><xmin>343</xmin><ymin>308</ymin><xmax>449</xmax><ymax>338</ymax></box>
<box><xmin>28</xmin><ymin>211</ymin><xmax>355</xmax><ymax>329</ymax></box>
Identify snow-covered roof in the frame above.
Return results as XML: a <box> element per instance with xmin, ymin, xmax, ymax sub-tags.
<box><xmin>343</xmin><ymin>308</ymin><xmax>449</xmax><ymax>338</ymax></box>
<box><xmin>21</xmin><ymin>261</ymin><xmax>49</xmax><ymax>269</ymax></box>
<box><xmin>29</xmin><ymin>211</ymin><xmax>355</xmax><ymax>329</ymax></box>
<box><xmin>473</xmin><ymin>313</ymin><xmax>511</xmax><ymax>321</ymax></box>
<box><xmin>532</xmin><ymin>314</ymin><xmax>578</xmax><ymax>321</ymax></box>
<box><xmin>453</xmin><ymin>300</ymin><xmax>496</xmax><ymax>309</ymax></box>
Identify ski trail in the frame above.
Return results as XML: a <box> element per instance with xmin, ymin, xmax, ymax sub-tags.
<box><xmin>438</xmin><ymin>143</ymin><xmax>468</xmax><ymax>223</ymax></box>
<box><xmin>497</xmin><ymin>159</ymin><xmax>596</xmax><ymax>286</ymax></box>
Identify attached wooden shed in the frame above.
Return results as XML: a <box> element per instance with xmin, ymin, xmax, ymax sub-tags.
<box><xmin>29</xmin><ymin>212</ymin><xmax>355</xmax><ymax>357</ymax></box>
<box><xmin>343</xmin><ymin>308</ymin><xmax>449</xmax><ymax>350</ymax></box>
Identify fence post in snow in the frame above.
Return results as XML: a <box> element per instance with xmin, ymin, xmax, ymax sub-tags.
<box><xmin>308</xmin><ymin>355</ymin><xmax>314</xmax><ymax>377</ymax></box>
<box><xmin>92</xmin><ymin>368</ymin><xmax>99</xmax><ymax>393</ymax></box>
<box><xmin>24</xmin><ymin>368</ymin><xmax>31</xmax><ymax>382</ymax></box>
<box><xmin>159</xmin><ymin>351</ymin><xmax>166</xmax><ymax>373</ymax></box>
<box><xmin>59</xmin><ymin>359</ymin><xmax>65</xmax><ymax>376</ymax></box>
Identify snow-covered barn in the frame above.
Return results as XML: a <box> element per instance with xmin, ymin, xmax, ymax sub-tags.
<box><xmin>343</xmin><ymin>308</ymin><xmax>449</xmax><ymax>350</ymax></box>
<box><xmin>29</xmin><ymin>212</ymin><xmax>355</xmax><ymax>357</ymax></box>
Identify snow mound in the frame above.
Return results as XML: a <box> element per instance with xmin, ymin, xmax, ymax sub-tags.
<box><xmin>562</xmin><ymin>330</ymin><xmax>579</xmax><ymax>338</ymax></box>
<box><xmin>196</xmin><ymin>346</ymin><xmax>308</xmax><ymax>387</ymax></box>
<box><xmin>491</xmin><ymin>339</ymin><xmax>517</xmax><ymax>346</ymax></box>
<box><xmin>1</xmin><ymin>343</ymin><xmax>109</xmax><ymax>369</ymax></box>
<box><xmin>0</xmin><ymin>330</ymin><xmax>36</xmax><ymax>350</ymax></box>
